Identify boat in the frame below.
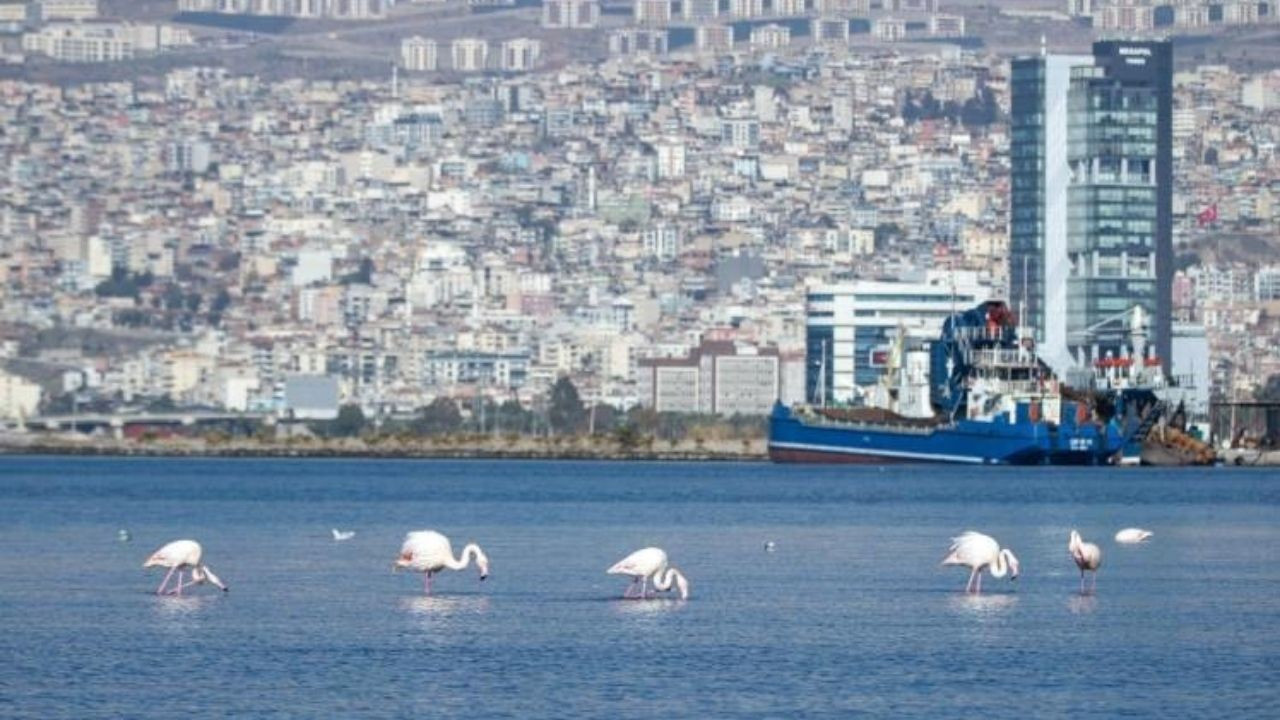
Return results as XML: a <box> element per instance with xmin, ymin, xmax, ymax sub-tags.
<box><xmin>768</xmin><ymin>301</ymin><xmax>1158</xmax><ymax>465</ymax></box>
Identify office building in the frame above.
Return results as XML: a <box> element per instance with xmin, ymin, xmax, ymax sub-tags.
<box><xmin>805</xmin><ymin>272</ymin><xmax>991</xmax><ymax>404</ymax></box>
<box><xmin>1010</xmin><ymin>40</ymin><xmax>1173</xmax><ymax>373</ymax></box>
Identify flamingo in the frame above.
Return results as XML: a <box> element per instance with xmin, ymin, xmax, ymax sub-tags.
<box><xmin>607</xmin><ymin>547</ymin><xmax>690</xmax><ymax>600</ymax></box>
<box><xmin>143</xmin><ymin>540</ymin><xmax>228</xmax><ymax>595</ymax></box>
<box><xmin>941</xmin><ymin>531</ymin><xmax>1020</xmax><ymax>594</ymax></box>
<box><xmin>1069</xmin><ymin>530</ymin><xmax>1103</xmax><ymax>594</ymax></box>
<box><xmin>1115</xmin><ymin>528</ymin><xmax>1153</xmax><ymax>544</ymax></box>
<box><xmin>393</xmin><ymin>530</ymin><xmax>489</xmax><ymax>595</ymax></box>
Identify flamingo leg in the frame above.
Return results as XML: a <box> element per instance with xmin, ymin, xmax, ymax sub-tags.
<box><xmin>640</xmin><ymin>576</ymin><xmax>649</xmax><ymax>599</ymax></box>
<box><xmin>964</xmin><ymin>568</ymin><xmax>976</xmax><ymax>593</ymax></box>
<box><xmin>156</xmin><ymin>565</ymin><xmax>178</xmax><ymax>595</ymax></box>
<box><xmin>622</xmin><ymin>578</ymin><xmax>639</xmax><ymax>599</ymax></box>
<box><xmin>423</xmin><ymin>571</ymin><xmax>433</xmax><ymax>595</ymax></box>
<box><xmin>975</xmin><ymin>571</ymin><xmax>982</xmax><ymax>595</ymax></box>
<box><xmin>172</xmin><ymin>574</ymin><xmax>198</xmax><ymax>594</ymax></box>
<box><xmin>1080</xmin><ymin>571</ymin><xmax>1086</xmax><ymax>595</ymax></box>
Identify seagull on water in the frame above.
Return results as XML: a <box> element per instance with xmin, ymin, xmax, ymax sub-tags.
<box><xmin>332</xmin><ymin>528</ymin><xmax>356</xmax><ymax>541</ymax></box>
<box><xmin>1115</xmin><ymin>528</ymin><xmax>1153</xmax><ymax>544</ymax></box>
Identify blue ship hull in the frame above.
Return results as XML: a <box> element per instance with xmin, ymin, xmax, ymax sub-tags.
<box><xmin>768</xmin><ymin>405</ymin><xmax>1126</xmax><ymax>466</ymax></box>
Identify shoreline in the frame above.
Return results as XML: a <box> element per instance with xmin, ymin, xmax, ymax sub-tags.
<box><xmin>0</xmin><ymin>437</ymin><xmax>768</xmax><ymax>462</ymax></box>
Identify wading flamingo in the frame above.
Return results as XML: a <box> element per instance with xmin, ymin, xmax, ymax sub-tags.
<box><xmin>1069</xmin><ymin>530</ymin><xmax>1103</xmax><ymax>594</ymax></box>
<box><xmin>394</xmin><ymin>530</ymin><xmax>489</xmax><ymax>595</ymax></box>
<box><xmin>1115</xmin><ymin>528</ymin><xmax>1153</xmax><ymax>544</ymax></box>
<box><xmin>941</xmin><ymin>531</ymin><xmax>1020</xmax><ymax>594</ymax></box>
<box><xmin>607</xmin><ymin>547</ymin><xmax>690</xmax><ymax>600</ymax></box>
<box><xmin>143</xmin><ymin>540</ymin><xmax>228</xmax><ymax>595</ymax></box>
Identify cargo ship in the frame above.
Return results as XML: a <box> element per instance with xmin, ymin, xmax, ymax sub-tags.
<box><xmin>768</xmin><ymin>301</ymin><xmax>1161</xmax><ymax>465</ymax></box>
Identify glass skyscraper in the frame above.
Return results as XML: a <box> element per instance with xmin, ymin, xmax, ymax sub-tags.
<box><xmin>1010</xmin><ymin>41</ymin><xmax>1173</xmax><ymax>373</ymax></box>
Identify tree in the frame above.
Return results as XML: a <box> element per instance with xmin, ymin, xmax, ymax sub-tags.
<box><xmin>330</xmin><ymin>404</ymin><xmax>366</xmax><ymax>438</ymax></box>
<box><xmin>548</xmin><ymin>376</ymin><xmax>586</xmax><ymax>435</ymax></box>
<box><xmin>588</xmin><ymin>403</ymin><xmax>619</xmax><ymax>434</ymax></box>
<box><xmin>96</xmin><ymin>267</ymin><xmax>153</xmax><ymax>299</ymax></box>
<box><xmin>1256</xmin><ymin>374</ymin><xmax>1280</xmax><ymax>402</ymax></box>
<box><xmin>873</xmin><ymin>222</ymin><xmax>903</xmax><ymax>248</ymax></box>
<box><xmin>413</xmin><ymin>397</ymin><xmax>462</xmax><ymax>435</ymax></box>
<box><xmin>497</xmin><ymin>399</ymin><xmax>532</xmax><ymax>434</ymax></box>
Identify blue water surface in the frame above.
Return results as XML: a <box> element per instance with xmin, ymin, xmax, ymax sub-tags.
<box><xmin>1</xmin><ymin>457</ymin><xmax>1278</xmax><ymax>718</ymax></box>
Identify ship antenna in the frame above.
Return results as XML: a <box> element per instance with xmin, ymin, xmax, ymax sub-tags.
<box><xmin>819</xmin><ymin>339</ymin><xmax>827</xmax><ymax>408</ymax></box>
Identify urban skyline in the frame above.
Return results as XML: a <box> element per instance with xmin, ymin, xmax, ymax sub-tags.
<box><xmin>0</xmin><ymin>1</ymin><xmax>1277</xmax><ymax>446</ymax></box>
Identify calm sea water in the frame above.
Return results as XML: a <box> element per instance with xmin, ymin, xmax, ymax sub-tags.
<box><xmin>1</xmin><ymin>457</ymin><xmax>1278</xmax><ymax>718</ymax></box>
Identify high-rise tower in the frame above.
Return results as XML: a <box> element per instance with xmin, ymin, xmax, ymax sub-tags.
<box><xmin>1010</xmin><ymin>40</ymin><xmax>1173</xmax><ymax>372</ymax></box>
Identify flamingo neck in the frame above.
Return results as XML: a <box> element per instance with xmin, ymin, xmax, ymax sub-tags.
<box><xmin>652</xmin><ymin>567</ymin><xmax>688</xmax><ymax>599</ymax></box>
<box><xmin>445</xmin><ymin>543</ymin><xmax>480</xmax><ymax>571</ymax></box>
<box><xmin>989</xmin><ymin>550</ymin><xmax>1009</xmax><ymax>578</ymax></box>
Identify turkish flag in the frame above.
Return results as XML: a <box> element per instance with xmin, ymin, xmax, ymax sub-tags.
<box><xmin>1197</xmin><ymin>204</ymin><xmax>1218</xmax><ymax>226</ymax></box>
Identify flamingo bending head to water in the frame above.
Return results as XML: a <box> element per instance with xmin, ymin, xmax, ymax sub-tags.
<box><xmin>143</xmin><ymin>540</ymin><xmax>228</xmax><ymax>595</ymax></box>
<box><xmin>394</xmin><ymin>530</ymin><xmax>489</xmax><ymax>595</ymax></box>
<box><xmin>607</xmin><ymin>547</ymin><xmax>689</xmax><ymax>600</ymax></box>
<box><xmin>1069</xmin><ymin>530</ymin><xmax>1103</xmax><ymax>594</ymax></box>
<box><xmin>941</xmin><ymin>531</ymin><xmax>1019</xmax><ymax>594</ymax></box>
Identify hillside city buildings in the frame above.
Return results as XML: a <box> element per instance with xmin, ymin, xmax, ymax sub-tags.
<box><xmin>0</xmin><ymin>14</ymin><xmax>1277</xmax><ymax>428</ymax></box>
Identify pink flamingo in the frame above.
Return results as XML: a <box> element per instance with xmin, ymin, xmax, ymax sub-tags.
<box><xmin>143</xmin><ymin>539</ymin><xmax>228</xmax><ymax>595</ymax></box>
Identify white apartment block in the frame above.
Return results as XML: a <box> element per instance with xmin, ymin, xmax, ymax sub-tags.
<box><xmin>696</xmin><ymin>24</ymin><xmax>733</xmax><ymax>54</ymax></box>
<box><xmin>636</xmin><ymin>340</ymin><xmax>783</xmax><ymax>416</ymax></box>
<box><xmin>751</xmin><ymin>23</ymin><xmax>791</xmax><ymax>50</ymax></box>
<box><xmin>929</xmin><ymin>14</ymin><xmax>965</xmax><ymax>36</ymax></box>
<box><xmin>815</xmin><ymin>0</ymin><xmax>869</xmax><ymax>13</ymax></box>
<box><xmin>1066</xmin><ymin>0</ymin><xmax>1091</xmax><ymax>16</ymax></box>
<box><xmin>872</xmin><ymin>17</ymin><xmax>907</xmax><ymax>41</ymax></box>
<box><xmin>886</xmin><ymin>0</ymin><xmax>936</xmax><ymax>10</ymax></box>
<box><xmin>452</xmin><ymin>38</ymin><xmax>489</xmax><ymax>72</ymax></box>
<box><xmin>772</xmin><ymin>0</ymin><xmax>805</xmax><ymax>15</ymax></box>
<box><xmin>633</xmin><ymin>0</ymin><xmax>671</xmax><ymax>26</ymax></box>
<box><xmin>642</xmin><ymin>224</ymin><xmax>681</xmax><ymax>261</ymax></box>
<box><xmin>813</xmin><ymin>17</ymin><xmax>850</xmax><ymax>43</ymax></box>
<box><xmin>608</xmin><ymin>29</ymin><xmax>669</xmax><ymax>55</ymax></box>
<box><xmin>38</xmin><ymin>0</ymin><xmax>98</xmax><ymax>20</ymax></box>
<box><xmin>727</xmin><ymin>0</ymin><xmax>763</xmax><ymax>18</ymax></box>
<box><xmin>177</xmin><ymin>0</ymin><xmax>386</xmax><ymax>19</ymax></box>
<box><xmin>23</xmin><ymin>22</ymin><xmax>192</xmax><ymax>62</ymax></box>
<box><xmin>541</xmin><ymin>0</ymin><xmax>598</xmax><ymax>28</ymax></box>
<box><xmin>683</xmin><ymin>0</ymin><xmax>718</xmax><ymax>21</ymax></box>
<box><xmin>0</xmin><ymin>369</ymin><xmax>41</xmax><ymax>421</ymax></box>
<box><xmin>1094</xmin><ymin>0</ymin><xmax>1154</xmax><ymax>31</ymax></box>
<box><xmin>655</xmin><ymin>141</ymin><xmax>685</xmax><ymax>179</ymax></box>
<box><xmin>400</xmin><ymin>36</ymin><xmax>438</xmax><ymax>71</ymax></box>
<box><xmin>500</xmin><ymin>38</ymin><xmax>541</xmax><ymax>72</ymax></box>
